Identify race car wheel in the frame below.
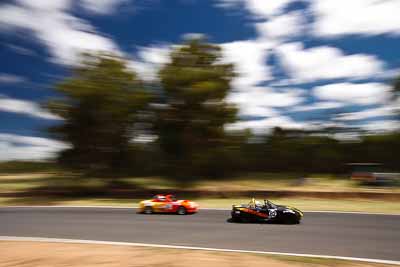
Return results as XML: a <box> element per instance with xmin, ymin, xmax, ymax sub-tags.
<box><xmin>177</xmin><ymin>206</ymin><xmax>187</xmax><ymax>215</ymax></box>
<box><xmin>144</xmin><ymin>206</ymin><xmax>153</xmax><ymax>214</ymax></box>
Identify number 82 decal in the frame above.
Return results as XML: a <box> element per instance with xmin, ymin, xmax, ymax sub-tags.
<box><xmin>269</xmin><ymin>209</ymin><xmax>277</xmax><ymax>218</ymax></box>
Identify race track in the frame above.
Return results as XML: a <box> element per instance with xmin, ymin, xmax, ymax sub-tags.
<box><xmin>0</xmin><ymin>207</ymin><xmax>399</xmax><ymax>261</ymax></box>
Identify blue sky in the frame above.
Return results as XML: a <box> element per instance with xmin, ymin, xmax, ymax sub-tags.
<box><xmin>0</xmin><ymin>0</ymin><xmax>400</xmax><ymax>160</ymax></box>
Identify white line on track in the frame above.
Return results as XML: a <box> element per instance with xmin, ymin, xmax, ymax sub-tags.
<box><xmin>0</xmin><ymin>236</ymin><xmax>399</xmax><ymax>265</ymax></box>
<box><xmin>1</xmin><ymin>205</ymin><xmax>399</xmax><ymax>215</ymax></box>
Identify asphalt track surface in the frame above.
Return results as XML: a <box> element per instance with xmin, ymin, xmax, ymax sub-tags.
<box><xmin>0</xmin><ymin>207</ymin><xmax>399</xmax><ymax>261</ymax></box>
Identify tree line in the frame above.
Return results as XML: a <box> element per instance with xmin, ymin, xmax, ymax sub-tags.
<box><xmin>45</xmin><ymin>38</ymin><xmax>400</xmax><ymax>180</ymax></box>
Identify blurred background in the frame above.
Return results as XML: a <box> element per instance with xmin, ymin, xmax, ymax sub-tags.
<box><xmin>0</xmin><ymin>0</ymin><xmax>400</xmax><ymax>208</ymax></box>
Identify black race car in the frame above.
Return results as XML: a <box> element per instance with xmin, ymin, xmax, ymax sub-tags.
<box><xmin>230</xmin><ymin>198</ymin><xmax>303</xmax><ymax>224</ymax></box>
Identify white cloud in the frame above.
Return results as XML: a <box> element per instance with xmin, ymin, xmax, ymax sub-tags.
<box><xmin>375</xmin><ymin>68</ymin><xmax>400</xmax><ymax>80</ymax></box>
<box><xmin>217</xmin><ymin>0</ymin><xmax>302</xmax><ymax>42</ymax></box>
<box><xmin>226</xmin><ymin>115</ymin><xmax>306</xmax><ymax>134</ymax></box>
<box><xmin>227</xmin><ymin>86</ymin><xmax>304</xmax><ymax>117</ymax></box>
<box><xmin>313</xmin><ymin>83</ymin><xmax>391</xmax><ymax>105</ymax></box>
<box><xmin>46</xmin><ymin>22</ymin><xmax>118</xmax><ymax>64</ymax></box>
<box><xmin>277</xmin><ymin>42</ymin><xmax>384</xmax><ymax>82</ymax></box>
<box><xmin>216</xmin><ymin>0</ymin><xmax>292</xmax><ymax>17</ymax></box>
<box><xmin>0</xmin><ymin>133</ymin><xmax>68</xmax><ymax>161</ymax></box>
<box><xmin>128</xmin><ymin>45</ymin><xmax>171</xmax><ymax>81</ymax></box>
<box><xmin>238</xmin><ymin>106</ymin><xmax>279</xmax><ymax>118</ymax></box>
<box><xmin>359</xmin><ymin>120</ymin><xmax>400</xmax><ymax>133</ymax></box>
<box><xmin>0</xmin><ymin>1</ymin><xmax>120</xmax><ymax>65</ymax></box>
<box><xmin>311</xmin><ymin>0</ymin><xmax>400</xmax><ymax>36</ymax></box>
<box><xmin>291</xmin><ymin>101</ymin><xmax>345</xmax><ymax>112</ymax></box>
<box><xmin>244</xmin><ymin>0</ymin><xmax>292</xmax><ymax>17</ymax></box>
<box><xmin>216</xmin><ymin>1</ymin><xmax>311</xmax><ymax>122</ymax></box>
<box><xmin>80</xmin><ymin>0</ymin><xmax>129</xmax><ymax>15</ymax></box>
<box><xmin>0</xmin><ymin>134</ymin><xmax>63</xmax><ymax>147</ymax></box>
<box><xmin>221</xmin><ymin>40</ymin><xmax>306</xmax><ymax>119</ymax></box>
<box><xmin>137</xmin><ymin>45</ymin><xmax>171</xmax><ymax>65</ymax></box>
<box><xmin>14</xmin><ymin>0</ymin><xmax>129</xmax><ymax>15</ymax></box>
<box><xmin>0</xmin><ymin>73</ymin><xmax>26</xmax><ymax>84</ymax></box>
<box><xmin>221</xmin><ymin>40</ymin><xmax>272</xmax><ymax>89</ymax></box>
<box><xmin>337</xmin><ymin>106</ymin><xmax>397</xmax><ymax>121</ymax></box>
<box><xmin>256</xmin><ymin>11</ymin><xmax>306</xmax><ymax>41</ymax></box>
<box><xmin>228</xmin><ymin>86</ymin><xmax>304</xmax><ymax>107</ymax></box>
<box><xmin>216</xmin><ymin>0</ymin><xmax>397</xmax><ymax>130</ymax></box>
<box><xmin>16</xmin><ymin>0</ymin><xmax>71</xmax><ymax>11</ymax></box>
<box><xmin>0</xmin><ymin>95</ymin><xmax>61</xmax><ymax>120</ymax></box>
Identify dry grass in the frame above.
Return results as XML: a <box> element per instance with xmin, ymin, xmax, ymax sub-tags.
<box><xmin>1</xmin><ymin>173</ymin><xmax>400</xmax><ymax>193</ymax></box>
<box><xmin>1</xmin><ymin>172</ymin><xmax>399</xmax><ymax>214</ymax></box>
<box><xmin>0</xmin><ymin>196</ymin><xmax>399</xmax><ymax>214</ymax></box>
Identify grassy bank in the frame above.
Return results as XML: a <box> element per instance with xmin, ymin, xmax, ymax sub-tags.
<box><xmin>1</xmin><ymin>172</ymin><xmax>400</xmax><ymax>193</ymax></box>
<box><xmin>1</xmin><ymin>172</ymin><xmax>399</xmax><ymax>213</ymax></box>
<box><xmin>1</xmin><ymin>196</ymin><xmax>399</xmax><ymax>214</ymax></box>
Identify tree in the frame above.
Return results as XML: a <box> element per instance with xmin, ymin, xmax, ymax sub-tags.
<box><xmin>46</xmin><ymin>53</ymin><xmax>151</xmax><ymax>175</ymax></box>
<box><xmin>156</xmin><ymin>38</ymin><xmax>237</xmax><ymax>179</ymax></box>
<box><xmin>394</xmin><ymin>75</ymin><xmax>400</xmax><ymax>95</ymax></box>
<box><xmin>393</xmin><ymin>75</ymin><xmax>400</xmax><ymax>121</ymax></box>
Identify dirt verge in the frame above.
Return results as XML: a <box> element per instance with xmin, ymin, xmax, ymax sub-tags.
<box><xmin>0</xmin><ymin>241</ymin><xmax>393</xmax><ymax>267</ymax></box>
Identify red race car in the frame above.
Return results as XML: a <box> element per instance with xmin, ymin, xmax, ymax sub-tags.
<box><xmin>138</xmin><ymin>194</ymin><xmax>199</xmax><ymax>215</ymax></box>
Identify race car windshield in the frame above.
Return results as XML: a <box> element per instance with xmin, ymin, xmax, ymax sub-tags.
<box><xmin>153</xmin><ymin>195</ymin><xmax>166</xmax><ymax>201</ymax></box>
<box><xmin>267</xmin><ymin>200</ymin><xmax>277</xmax><ymax>209</ymax></box>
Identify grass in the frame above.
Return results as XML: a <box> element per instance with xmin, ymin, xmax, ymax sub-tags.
<box><xmin>0</xmin><ymin>196</ymin><xmax>399</xmax><ymax>214</ymax></box>
<box><xmin>0</xmin><ymin>173</ymin><xmax>182</xmax><ymax>193</ymax></box>
<box><xmin>0</xmin><ymin>161</ymin><xmax>58</xmax><ymax>174</ymax></box>
<box><xmin>195</xmin><ymin>198</ymin><xmax>400</xmax><ymax>213</ymax></box>
<box><xmin>1</xmin><ymin>172</ymin><xmax>400</xmax><ymax>193</ymax></box>
<box><xmin>0</xmin><ymin>172</ymin><xmax>399</xmax><ymax>213</ymax></box>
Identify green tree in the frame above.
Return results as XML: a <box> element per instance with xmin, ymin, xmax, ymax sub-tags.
<box><xmin>393</xmin><ymin>75</ymin><xmax>400</xmax><ymax>120</ymax></box>
<box><xmin>156</xmin><ymin>38</ymin><xmax>237</xmax><ymax>179</ymax></box>
<box><xmin>394</xmin><ymin>75</ymin><xmax>400</xmax><ymax>94</ymax></box>
<box><xmin>46</xmin><ymin>53</ymin><xmax>151</xmax><ymax>175</ymax></box>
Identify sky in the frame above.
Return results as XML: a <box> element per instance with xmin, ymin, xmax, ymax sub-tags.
<box><xmin>0</xmin><ymin>0</ymin><xmax>400</xmax><ymax>161</ymax></box>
